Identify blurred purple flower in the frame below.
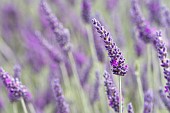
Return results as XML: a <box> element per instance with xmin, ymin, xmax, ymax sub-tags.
<box><xmin>40</xmin><ymin>0</ymin><xmax>71</xmax><ymax>52</ymax></box>
<box><xmin>147</xmin><ymin>0</ymin><xmax>162</xmax><ymax>25</ymax></box>
<box><xmin>92</xmin><ymin>18</ymin><xmax>128</xmax><ymax>76</ymax></box>
<box><xmin>0</xmin><ymin>67</ymin><xmax>32</xmax><ymax>102</ymax></box>
<box><xmin>130</xmin><ymin>0</ymin><xmax>155</xmax><ymax>43</ymax></box>
<box><xmin>106</xmin><ymin>0</ymin><xmax>118</xmax><ymax>12</ymax></box>
<box><xmin>13</xmin><ymin>64</ymin><xmax>21</xmax><ymax>79</ymax></box>
<box><xmin>81</xmin><ymin>0</ymin><xmax>91</xmax><ymax>23</ymax></box>
<box><xmin>90</xmin><ymin>71</ymin><xmax>100</xmax><ymax>104</ymax></box>
<box><xmin>159</xmin><ymin>89</ymin><xmax>170</xmax><ymax>110</ymax></box>
<box><xmin>152</xmin><ymin>32</ymin><xmax>170</xmax><ymax>98</ymax></box>
<box><xmin>104</xmin><ymin>71</ymin><xmax>119</xmax><ymax>112</ymax></box>
<box><xmin>143</xmin><ymin>90</ymin><xmax>153</xmax><ymax>113</ymax></box>
<box><xmin>128</xmin><ymin>102</ymin><xmax>134</xmax><ymax>113</ymax></box>
<box><xmin>52</xmin><ymin>79</ymin><xmax>70</xmax><ymax>113</ymax></box>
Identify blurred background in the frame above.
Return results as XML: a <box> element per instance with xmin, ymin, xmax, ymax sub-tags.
<box><xmin>0</xmin><ymin>0</ymin><xmax>170</xmax><ymax>113</ymax></box>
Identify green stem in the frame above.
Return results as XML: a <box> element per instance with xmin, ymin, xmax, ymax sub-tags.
<box><xmin>20</xmin><ymin>98</ymin><xmax>28</xmax><ymax>113</ymax></box>
<box><xmin>27</xmin><ymin>103</ymin><xmax>36</xmax><ymax>113</ymax></box>
<box><xmin>135</xmin><ymin>58</ymin><xmax>144</xmax><ymax>110</ymax></box>
<box><xmin>119</xmin><ymin>76</ymin><xmax>123</xmax><ymax>113</ymax></box>
<box><xmin>86</xmin><ymin>24</ymin><xmax>98</xmax><ymax>63</ymax></box>
<box><xmin>13</xmin><ymin>102</ymin><xmax>18</xmax><ymax>113</ymax></box>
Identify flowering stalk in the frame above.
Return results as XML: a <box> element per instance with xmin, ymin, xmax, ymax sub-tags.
<box><xmin>104</xmin><ymin>71</ymin><xmax>120</xmax><ymax>112</ymax></box>
<box><xmin>152</xmin><ymin>32</ymin><xmax>170</xmax><ymax>98</ymax></box>
<box><xmin>92</xmin><ymin>18</ymin><xmax>128</xmax><ymax>113</ymax></box>
<box><xmin>143</xmin><ymin>90</ymin><xmax>153</xmax><ymax>113</ymax></box>
<box><xmin>128</xmin><ymin>102</ymin><xmax>134</xmax><ymax>113</ymax></box>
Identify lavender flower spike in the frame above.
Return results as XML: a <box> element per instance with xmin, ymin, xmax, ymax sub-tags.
<box><xmin>52</xmin><ymin>78</ymin><xmax>69</xmax><ymax>113</ymax></box>
<box><xmin>104</xmin><ymin>71</ymin><xmax>119</xmax><ymax>112</ymax></box>
<box><xmin>152</xmin><ymin>31</ymin><xmax>170</xmax><ymax>98</ymax></box>
<box><xmin>92</xmin><ymin>18</ymin><xmax>128</xmax><ymax>76</ymax></box>
<box><xmin>143</xmin><ymin>90</ymin><xmax>153</xmax><ymax>113</ymax></box>
<box><xmin>128</xmin><ymin>102</ymin><xmax>134</xmax><ymax>113</ymax></box>
<box><xmin>159</xmin><ymin>89</ymin><xmax>170</xmax><ymax>110</ymax></box>
<box><xmin>13</xmin><ymin>64</ymin><xmax>21</xmax><ymax>79</ymax></box>
<box><xmin>81</xmin><ymin>0</ymin><xmax>91</xmax><ymax>23</ymax></box>
<box><xmin>0</xmin><ymin>67</ymin><xmax>32</xmax><ymax>102</ymax></box>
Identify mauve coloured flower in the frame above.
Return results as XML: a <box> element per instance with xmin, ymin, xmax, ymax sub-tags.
<box><xmin>13</xmin><ymin>64</ymin><xmax>21</xmax><ymax>79</ymax></box>
<box><xmin>35</xmin><ymin>31</ymin><xmax>64</xmax><ymax>63</ymax></box>
<box><xmin>90</xmin><ymin>71</ymin><xmax>100</xmax><ymax>104</ymax></box>
<box><xmin>52</xmin><ymin>79</ymin><xmax>69</xmax><ymax>113</ymax></box>
<box><xmin>0</xmin><ymin>67</ymin><xmax>32</xmax><ymax>102</ymax></box>
<box><xmin>81</xmin><ymin>0</ymin><xmax>91</xmax><ymax>23</ymax></box>
<box><xmin>80</xmin><ymin>58</ymin><xmax>93</xmax><ymax>87</ymax></box>
<box><xmin>40</xmin><ymin>0</ymin><xmax>71</xmax><ymax>51</ymax></box>
<box><xmin>92</xmin><ymin>18</ymin><xmax>128</xmax><ymax>76</ymax></box>
<box><xmin>130</xmin><ymin>0</ymin><xmax>155</xmax><ymax>43</ymax></box>
<box><xmin>106</xmin><ymin>0</ymin><xmax>118</xmax><ymax>12</ymax></box>
<box><xmin>147</xmin><ymin>0</ymin><xmax>162</xmax><ymax>25</ymax></box>
<box><xmin>159</xmin><ymin>89</ymin><xmax>170</xmax><ymax>110</ymax></box>
<box><xmin>161</xmin><ymin>6</ymin><xmax>170</xmax><ymax>28</ymax></box>
<box><xmin>128</xmin><ymin>102</ymin><xmax>134</xmax><ymax>113</ymax></box>
<box><xmin>143</xmin><ymin>90</ymin><xmax>153</xmax><ymax>113</ymax></box>
<box><xmin>152</xmin><ymin>31</ymin><xmax>170</xmax><ymax>98</ymax></box>
<box><xmin>141</xmin><ymin>64</ymin><xmax>149</xmax><ymax>93</ymax></box>
<box><xmin>134</xmin><ymin>38</ymin><xmax>146</xmax><ymax>57</ymax></box>
<box><xmin>104</xmin><ymin>71</ymin><xmax>119</xmax><ymax>112</ymax></box>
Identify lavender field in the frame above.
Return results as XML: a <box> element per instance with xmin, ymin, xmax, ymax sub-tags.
<box><xmin>0</xmin><ymin>0</ymin><xmax>170</xmax><ymax>113</ymax></box>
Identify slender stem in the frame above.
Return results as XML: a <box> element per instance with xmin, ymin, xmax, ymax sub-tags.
<box><xmin>135</xmin><ymin>58</ymin><xmax>144</xmax><ymax>110</ymax></box>
<box><xmin>147</xmin><ymin>45</ymin><xmax>152</xmax><ymax>89</ymax></box>
<box><xmin>119</xmin><ymin>76</ymin><xmax>122</xmax><ymax>113</ymax></box>
<box><xmin>86</xmin><ymin>24</ymin><xmax>98</xmax><ymax>63</ymax></box>
<box><xmin>20</xmin><ymin>98</ymin><xmax>28</xmax><ymax>113</ymax></box>
<box><xmin>13</xmin><ymin>102</ymin><xmax>18</xmax><ymax>113</ymax></box>
<box><xmin>59</xmin><ymin>62</ymin><xmax>71</xmax><ymax>89</ymax></box>
<box><xmin>27</xmin><ymin>103</ymin><xmax>36</xmax><ymax>113</ymax></box>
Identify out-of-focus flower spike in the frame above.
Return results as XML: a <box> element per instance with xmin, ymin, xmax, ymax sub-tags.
<box><xmin>52</xmin><ymin>78</ymin><xmax>70</xmax><ymax>113</ymax></box>
<box><xmin>13</xmin><ymin>64</ymin><xmax>21</xmax><ymax>79</ymax></box>
<box><xmin>128</xmin><ymin>102</ymin><xmax>134</xmax><ymax>113</ymax></box>
<box><xmin>106</xmin><ymin>0</ymin><xmax>118</xmax><ymax>12</ymax></box>
<box><xmin>159</xmin><ymin>89</ymin><xmax>170</xmax><ymax>110</ymax></box>
<box><xmin>143</xmin><ymin>90</ymin><xmax>153</xmax><ymax>113</ymax></box>
<box><xmin>90</xmin><ymin>71</ymin><xmax>100</xmax><ymax>104</ymax></box>
<box><xmin>130</xmin><ymin>0</ymin><xmax>155</xmax><ymax>43</ymax></box>
<box><xmin>92</xmin><ymin>18</ymin><xmax>128</xmax><ymax>76</ymax></box>
<box><xmin>104</xmin><ymin>71</ymin><xmax>120</xmax><ymax>112</ymax></box>
<box><xmin>81</xmin><ymin>0</ymin><xmax>91</xmax><ymax>23</ymax></box>
<box><xmin>0</xmin><ymin>67</ymin><xmax>32</xmax><ymax>102</ymax></box>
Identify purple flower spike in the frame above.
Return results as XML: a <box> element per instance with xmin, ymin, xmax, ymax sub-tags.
<box><xmin>0</xmin><ymin>67</ymin><xmax>32</xmax><ymax>102</ymax></box>
<box><xmin>40</xmin><ymin>0</ymin><xmax>71</xmax><ymax>51</ymax></box>
<box><xmin>143</xmin><ymin>90</ymin><xmax>153</xmax><ymax>113</ymax></box>
<box><xmin>159</xmin><ymin>89</ymin><xmax>170</xmax><ymax>110</ymax></box>
<box><xmin>52</xmin><ymin>78</ymin><xmax>69</xmax><ymax>113</ymax></box>
<box><xmin>13</xmin><ymin>64</ymin><xmax>21</xmax><ymax>79</ymax></box>
<box><xmin>81</xmin><ymin>0</ymin><xmax>91</xmax><ymax>23</ymax></box>
<box><xmin>92</xmin><ymin>18</ymin><xmax>128</xmax><ymax>76</ymax></box>
<box><xmin>128</xmin><ymin>102</ymin><xmax>134</xmax><ymax>113</ymax></box>
<box><xmin>130</xmin><ymin>0</ymin><xmax>155</xmax><ymax>43</ymax></box>
<box><xmin>153</xmin><ymin>31</ymin><xmax>170</xmax><ymax>98</ymax></box>
<box><xmin>104</xmin><ymin>71</ymin><xmax>120</xmax><ymax>112</ymax></box>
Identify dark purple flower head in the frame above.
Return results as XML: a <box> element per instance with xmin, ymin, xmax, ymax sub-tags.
<box><xmin>143</xmin><ymin>90</ymin><xmax>153</xmax><ymax>113</ymax></box>
<box><xmin>81</xmin><ymin>0</ymin><xmax>91</xmax><ymax>23</ymax></box>
<box><xmin>92</xmin><ymin>18</ymin><xmax>128</xmax><ymax>76</ymax></box>
<box><xmin>0</xmin><ymin>67</ymin><xmax>32</xmax><ymax>102</ymax></box>
<box><xmin>131</xmin><ymin>0</ymin><xmax>155</xmax><ymax>43</ymax></box>
<box><xmin>104</xmin><ymin>71</ymin><xmax>119</xmax><ymax>112</ymax></box>
<box><xmin>52</xmin><ymin>78</ymin><xmax>69</xmax><ymax>113</ymax></box>
<box><xmin>13</xmin><ymin>64</ymin><xmax>21</xmax><ymax>79</ymax></box>
<box><xmin>128</xmin><ymin>102</ymin><xmax>134</xmax><ymax>113</ymax></box>
<box><xmin>159</xmin><ymin>89</ymin><xmax>170</xmax><ymax>110</ymax></box>
<box><xmin>40</xmin><ymin>0</ymin><xmax>71</xmax><ymax>51</ymax></box>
